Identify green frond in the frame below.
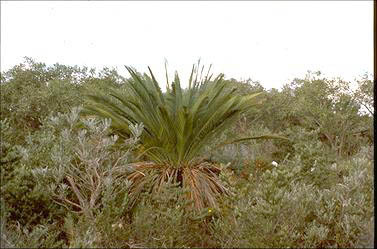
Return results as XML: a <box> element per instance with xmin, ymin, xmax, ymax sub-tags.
<box><xmin>84</xmin><ymin>64</ymin><xmax>267</xmax><ymax>165</ymax></box>
<box><xmin>84</xmin><ymin>63</ymin><xmax>268</xmax><ymax>209</ymax></box>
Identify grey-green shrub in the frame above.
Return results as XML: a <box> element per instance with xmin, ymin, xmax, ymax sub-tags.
<box><xmin>31</xmin><ymin>107</ymin><xmax>142</xmax><ymax>247</ymax></box>
<box><xmin>1</xmin><ymin>107</ymin><xmax>143</xmax><ymax>247</ymax></box>
<box><xmin>210</xmin><ymin>145</ymin><xmax>374</xmax><ymax>248</ymax></box>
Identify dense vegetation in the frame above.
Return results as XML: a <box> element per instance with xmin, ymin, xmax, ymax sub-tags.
<box><xmin>0</xmin><ymin>57</ymin><xmax>374</xmax><ymax>248</ymax></box>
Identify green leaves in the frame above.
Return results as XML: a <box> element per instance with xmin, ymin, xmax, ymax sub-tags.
<box><xmin>84</xmin><ymin>63</ymin><xmax>266</xmax><ymax>209</ymax></box>
<box><xmin>85</xmin><ymin>64</ymin><xmax>264</xmax><ymax>167</ymax></box>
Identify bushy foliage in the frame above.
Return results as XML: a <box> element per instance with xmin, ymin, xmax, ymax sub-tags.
<box><xmin>2</xmin><ymin>107</ymin><xmax>142</xmax><ymax>247</ymax></box>
<box><xmin>1</xmin><ymin>59</ymin><xmax>373</xmax><ymax>248</ymax></box>
<box><xmin>244</xmin><ymin>71</ymin><xmax>374</xmax><ymax>159</ymax></box>
<box><xmin>1</xmin><ymin>116</ymin><xmax>66</xmax><ymax>227</ymax></box>
<box><xmin>353</xmin><ymin>73</ymin><xmax>374</xmax><ymax>116</ymax></box>
<box><xmin>0</xmin><ymin>57</ymin><xmax>126</xmax><ymax>144</ymax></box>
<box><xmin>212</xmin><ymin>145</ymin><xmax>374</xmax><ymax>248</ymax></box>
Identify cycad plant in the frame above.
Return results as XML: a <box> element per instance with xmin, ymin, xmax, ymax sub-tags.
<box><xmin>84</xmin><ymin>64</ymin><xmax>266</xmax><ymax>210</ymax></box>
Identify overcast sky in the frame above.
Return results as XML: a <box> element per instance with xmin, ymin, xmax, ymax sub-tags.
<box><xmin>1</xmin><ymin>1</ymin><xmax>373</xmax><ymax>90</ymax></box>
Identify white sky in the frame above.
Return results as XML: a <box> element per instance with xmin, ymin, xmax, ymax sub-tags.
<box><xmin>1</xmin><ymin>1</ymin><xmax>373</xmax><ymax>90</ymax></box>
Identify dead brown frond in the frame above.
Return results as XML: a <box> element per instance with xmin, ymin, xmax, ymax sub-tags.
<box><xmin>127</xmin><ymin>161</ymin><xmax>231</xmax><ymax>210</ymax></box>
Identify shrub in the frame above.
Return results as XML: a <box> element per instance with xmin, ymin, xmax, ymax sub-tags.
<box><xmin>210</xmin><ymin>144</ymin><xmax>374</xmax><ymax>248</ymax></box>
<box><xmin>29</xmin><ymin>107</ymin><xmax>142</xmax><ymax>247</ymax></box>
<box><xmin>0</xmin><ymin>57</ymin><xmax>126</xmax><ymax>145</ymax></box>
<box><xmin>1</xmin><ymin>107</ymin><xmax>142</xmax><ymax>247</ymax></box>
